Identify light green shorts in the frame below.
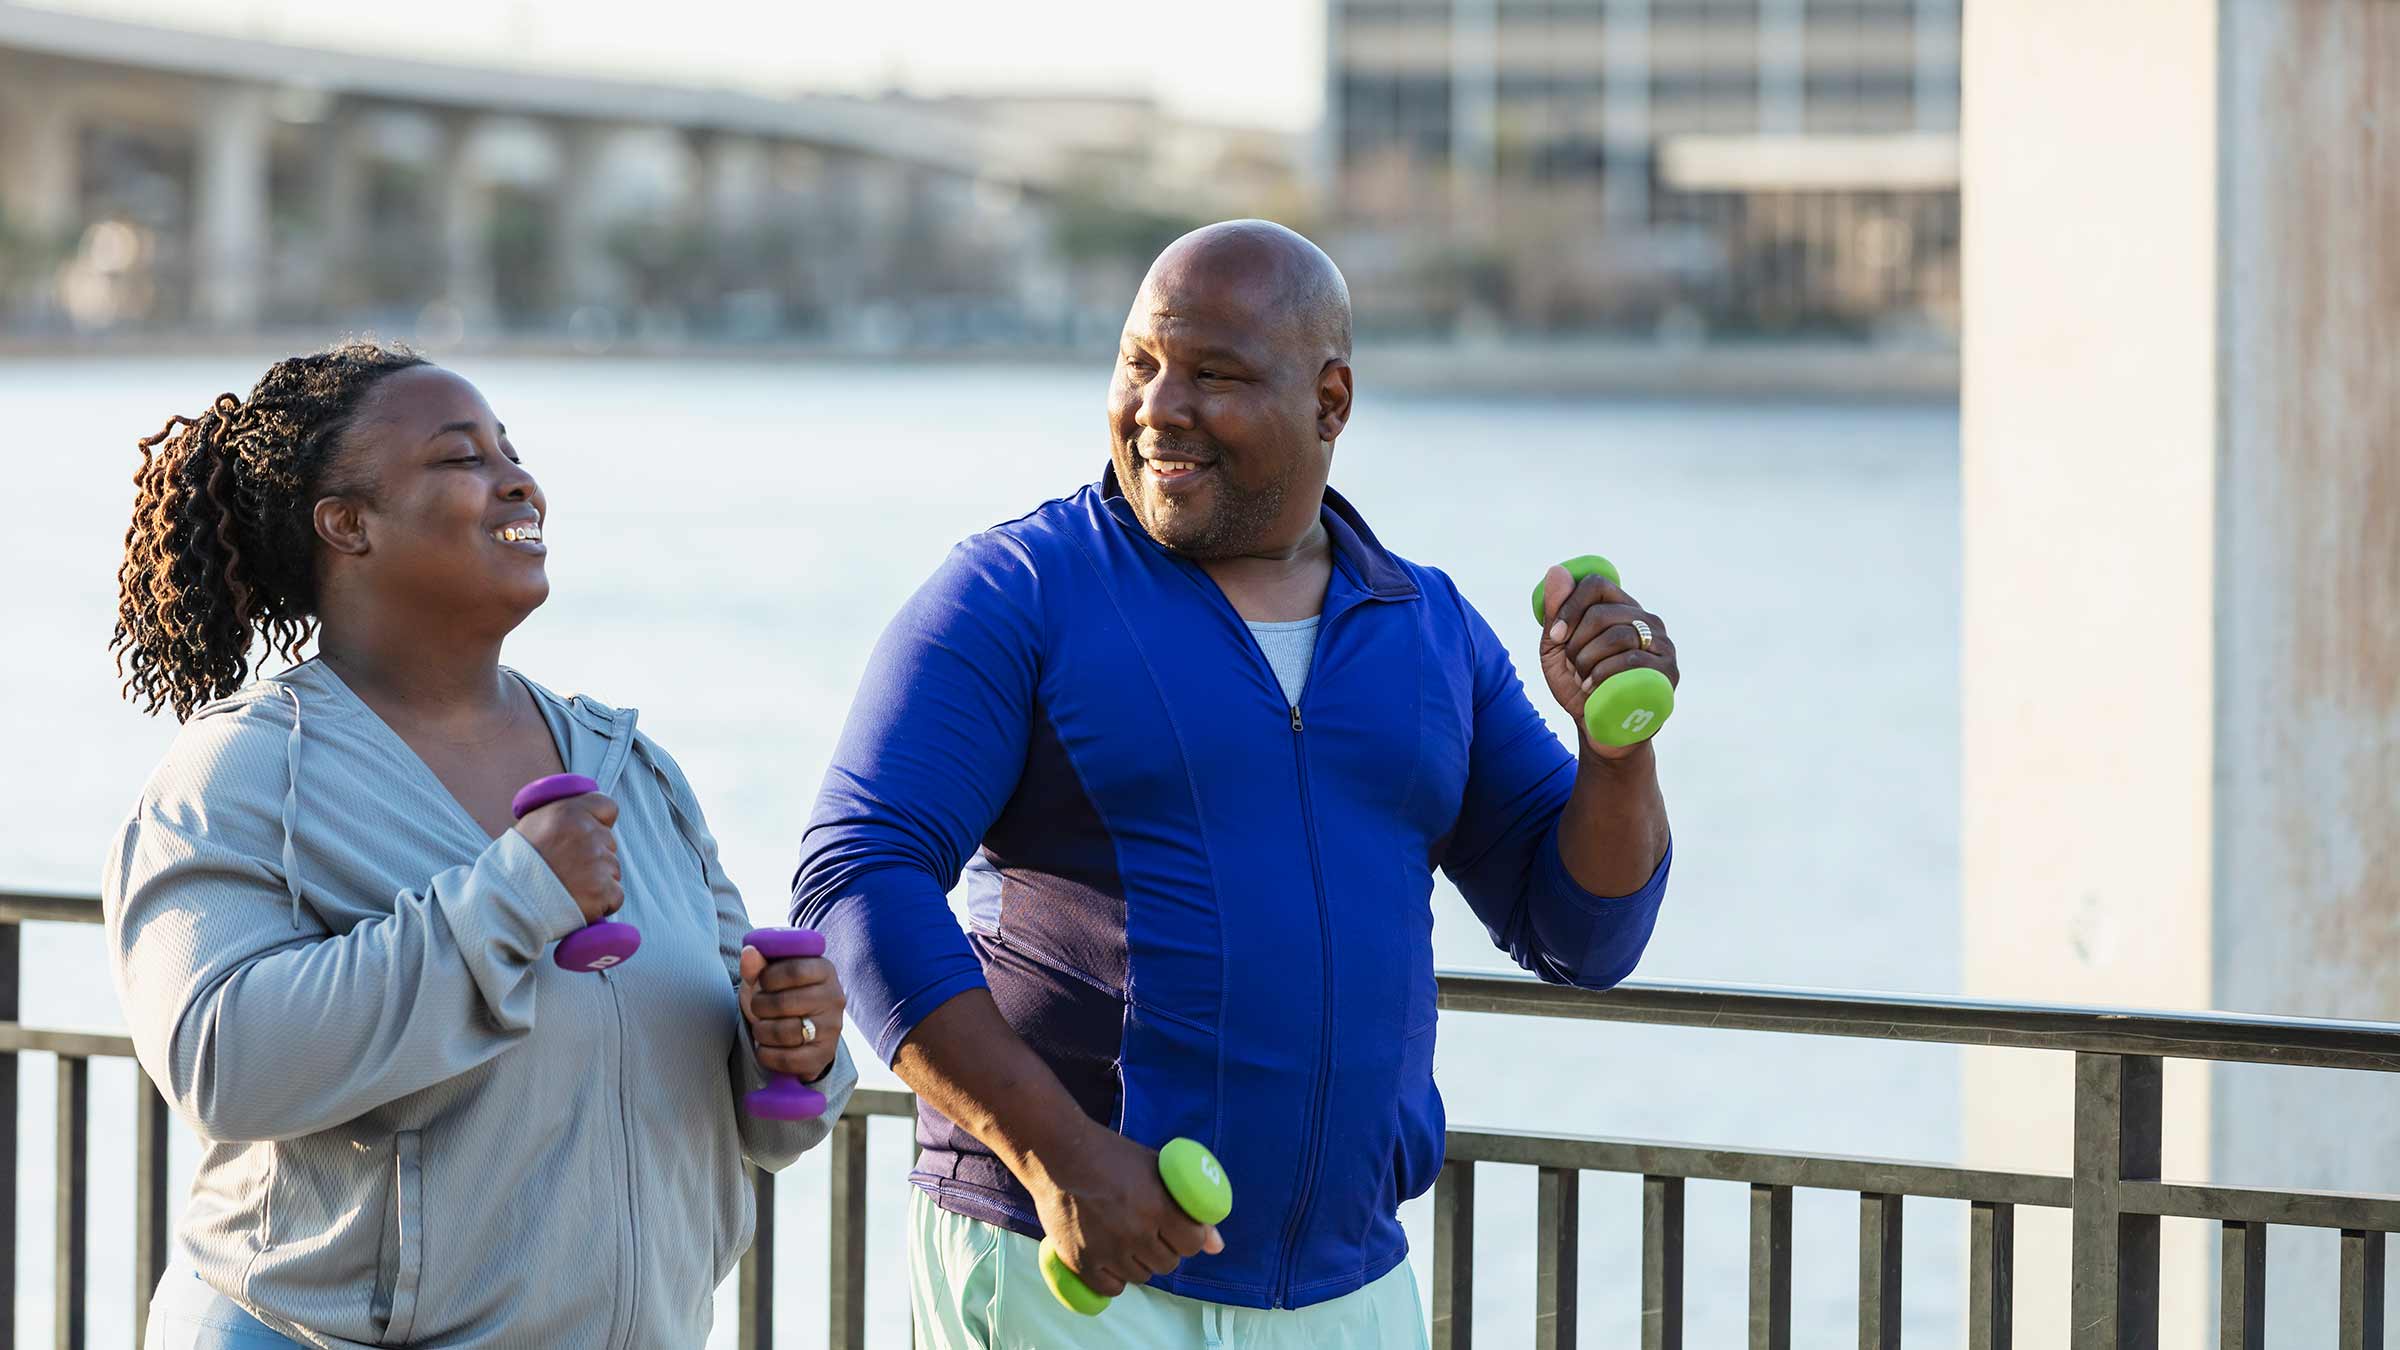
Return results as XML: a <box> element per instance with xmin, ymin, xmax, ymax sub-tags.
<box><xmin>909</xmin><ymin>1189</ymin><xmax>1430</xmax><ymax>1350</ymax></box>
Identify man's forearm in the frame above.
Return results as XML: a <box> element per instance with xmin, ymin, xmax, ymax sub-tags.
<box><xmin>1557</xmin><ymin>741</ymin><xmax>1671</xmax><ymax>896</ymax></box>
<box><xmin>890</xmin><ymin>988</ymin><xmax>1090</xmax><ymax>1189</ymax></box>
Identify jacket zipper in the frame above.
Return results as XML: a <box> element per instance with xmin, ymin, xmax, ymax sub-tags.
<box><xmin>606</xmin><ymin>968</ymin><xmax>642</xmax><ymax>1348</ymax></box>
<box><xmin>1271</xmin><ymin>697</ymin><xmax>1338</xmax><ymax>1307</ymax></box>
<box><xmin>1202</xmin><ymin>566</ymin><xmax>1398</xmax><ymax>1307</ymax></box>
<box><xmin>589</xmin><ymin>715</ymin><xmax>645</xmax><ymax>1350</ymax></box>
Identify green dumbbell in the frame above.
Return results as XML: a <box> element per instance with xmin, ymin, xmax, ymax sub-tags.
<box><xmin>1532</xmin><ymin>554</ymin><xmax>1675</xmax><ymax>748</ymax></box>
<box><xmin>1040</xmin><ymin>1137</ymin><xmax>1234</xmax><ymax>1317</ymax></box>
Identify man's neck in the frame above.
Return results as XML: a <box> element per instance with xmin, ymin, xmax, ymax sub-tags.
<box><xmin>1200</xmin><ymin>522</ymin><xmax>1333</xmax><ymax>623</ymax></box>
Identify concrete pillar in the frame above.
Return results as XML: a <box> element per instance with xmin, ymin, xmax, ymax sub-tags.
<box><xmin>1600</xmin><ymin>0</ymin><xmax>1651</xmax><ymax>227</ymax></box>
<box><xmin>698</xmin><ymin>133</ymin><xmax>769</xmax><ymax>236</ymax></box>
<box><xmin>191</xmin><ymin>81</ymin><xmax>272</xmax><ymax>329</ymax></box>
<box><xmin>1447</xmin><ymin>0</ymin><xmax>1499</xmax><ymax>238</ymax></box>
<box><xmin>0</xmin><ymin>82</ymin><xmax>79</xmax><ymax>242</ymax></box>
<box><xmin>1758</xmin><ymin>0</ymin><xmax>1805</xmax><ymax>134</ymax></box>
<box><xmin>548</xmin><ymin>121</ymin><xmax>620</xmax><ymax>316</ymax></box>
<box><xmin>1911</xmin><ymin>0</ymin><xmax>1959</xmax><ymax>131</ymax></box>
<box><xmin>311</xmin><ymin>105</ymin><xmax>366</xmax><ymax>315</ymax></box>
<box><xmin>1961</xmin><ymin>2</ymin><xmax>2400</xmax><ymax>1343</ymax></box>
<box><xmin>1316</xmin><ymin>0</ymin><xmax>1345</xmax><ymax>201</ymax></box>
<box><xmin>432</xmin><ymin>113</ymin><xmax>494</xmax><ymax>329</ymax></box>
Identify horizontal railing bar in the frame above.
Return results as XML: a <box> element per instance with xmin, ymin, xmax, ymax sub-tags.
<box><xmin>2124</xmin><ymin>1181</ymin><xmax>2400</xmax><ymax>1233</ymax></box>
<box><xmin>847</xmin><ymin>1087</ymin><xmax>918</xmax><ymax>1119</ymax></box>
<box><xmin>1446</xmin><ymin>1126</ymin><xmax>2072</xmax><ymax>1207</ymax></box>
<box><xmin>13</xmin><ymin>892</ymin><xmax>2400</xmax><ymax>1070</ymax></box>
<box><xmin>0</xmin><ymin>892</ymin><xmax>105</xmax><ymax>925</ymax></box>
<box><xmin>0</xmin><ymin>1028</ymin><xmax>136</xmax><ymax>1059</ymax></box>
<box><xmin>1437</xmin><ymin>970</ymin><xmax>2400</xmax><ymax>1071</ymax></box>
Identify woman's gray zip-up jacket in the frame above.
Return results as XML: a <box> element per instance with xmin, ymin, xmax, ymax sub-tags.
<box><xmin>101</xmin><ymin>659</ymin><xmax>856</xmax><ymax>1349</ymax></box>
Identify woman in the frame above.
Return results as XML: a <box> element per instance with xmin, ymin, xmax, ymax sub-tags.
<box><xmin>103</xmin><ymin>342</ymin><xmax>855</xmax><ymax>1348</ymax></box>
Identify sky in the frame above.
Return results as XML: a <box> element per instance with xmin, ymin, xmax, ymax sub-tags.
<box><xmin>24</xmin><ymin>0</ymin><xmax>1327</xmax><ymax>132</ymax></box>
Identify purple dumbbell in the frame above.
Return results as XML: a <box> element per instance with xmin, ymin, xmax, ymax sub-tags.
<box><xmin>511</xmin><ymin>773</ymin><xmax>642</xmax><ymax>973</ymax></box>
<box><xmin>743</xmin><ymin>927</ymin><xmax>831</xmax><ymax>1120</ymax></box>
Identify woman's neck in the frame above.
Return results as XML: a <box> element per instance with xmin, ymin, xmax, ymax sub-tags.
<box><xmin>316</xmin><ymin>620</ymin><xmax>513</xmax><ymax>733</ymax></box>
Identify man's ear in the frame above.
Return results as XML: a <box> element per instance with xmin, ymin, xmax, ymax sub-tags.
<box><xmin>314</xmin><ymin>495</ymin><xmax>371</xmax><ymax>557</ymax></box>
<box><xmin>1316</xmin><ymin>360</ymin><xmax>1354</xmax><ymax>443</ymax></box>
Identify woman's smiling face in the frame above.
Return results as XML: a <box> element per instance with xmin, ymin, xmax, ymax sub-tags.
<box><xmin>316</xmin><ymin>365</ymin><xmax>552</xmax><ymax>630</ymax></box>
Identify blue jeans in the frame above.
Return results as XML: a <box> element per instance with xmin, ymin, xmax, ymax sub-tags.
<box><xmin>143</xmin><ymin>1271</ymin><xmax>301</xmax><ymax>1349</ymax></box>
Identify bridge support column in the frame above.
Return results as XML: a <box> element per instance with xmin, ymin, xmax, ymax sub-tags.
<box><xmin>0</xmin><ymin>80</ymin><xmax>78</xmax><ymax>243</ymax></box>
<box><xmin>550</xmin><ymin>121</ymin><xmax>621</xmax><ymax>319</ymax></box>
<box><xmin>310</xmin><ymin>105</ymin><xmax>366</xmax><ymax>317</ymax></box>
<box><xmin>1961</xmin><ymin>1</ymin><xmax>2400</xmax><ymax>1342</ymax></box>
<box><xmin>432</xmin><ymin>113</ymin><xmax>495</xmax><ymax>334</ymax></box>
<box><xmin>192</xmin><ymin>81</ymin><xmax>271</xmax><ymax>329</ymax></box>
<box><xmin>699</xmin><ymin>133</ymin><xmax>768</xmax><ymax>236</ymax></box>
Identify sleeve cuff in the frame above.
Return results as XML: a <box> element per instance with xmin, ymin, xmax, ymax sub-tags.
<box><xmin>1540</xmin><ymin>830</ymin><xmax>1674</xmax><ymax>909</ymax></box>
<box><xmin>870</xmin><ymin>967</ymin><xmax>992</xmax><ymax>1066</ymax></box>
<box><xmin>439</xmin><ymin>829</ymin><xmax>589</xmax><ymax>961</ymax></box>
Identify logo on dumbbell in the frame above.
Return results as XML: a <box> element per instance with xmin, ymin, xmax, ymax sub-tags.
<box><xmin>588</xmin><ymin>955</ymin><xmax>623</xmax><ymax>969</ymax></box>
<box><xmin>1619</xmin><ymin>709</ymin><xmax>1656</xmax><ymax>735</ymax></box>
<box><xmin>1201</xmin><ymin>1156</ymin><xmax>1224</xmax><ymax>1186</ymax></box>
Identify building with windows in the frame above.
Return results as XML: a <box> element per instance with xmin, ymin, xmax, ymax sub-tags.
<box><xmin>1323</xmin><ymin>0</ymin><xmax>1961</xmax><ymax>338</ymax></box>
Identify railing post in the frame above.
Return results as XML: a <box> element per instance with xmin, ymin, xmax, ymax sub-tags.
<box><xmin>134</xmin><ymin>1075</ymin><xmax>170</xmax><ymax>1345</ymax></box>
<box><xmin>1969</xmin><ymin>1201</ymin><xmax>2014</xmax><ymax>1350</ymax></box>
<box><xmin>55</xmin><ymin>1056</ymin><xmax>88</xmax><ymax>1350</ymax></box>
<box><xmin>2218</xmin><ymin>1221</ymin><xmax>2264</xmax><ymax>1350</ymax></box>
<box><xmin>1641</xmin><ymin>1175</ymin><xmax>1684</xmax><ymax>1350</ymax></box>
<box><xmin>1534</xmin><ymin>1167</ymin><xmax>1577</xmax><ymax>1350</ymax></box>
<box><xmin>828</xmin><ymin>1115</ymin><xmax>868</xmax><ymax>1350</ymax></box>
<box><xmin>737</xmin><ymin>1165</ymin><xmax>773</xmax><ymax>1350</ymax></box>
<box><xmin>2070</xmin><ymin>1053</ymin><xmax>2161</xmax><ymax>1350</ymax></box>
<box><xmin>1748</xmin><ymin>1183</ymin><xmax>1792</xmax><ymax>1350</ymax></box>
<box><xmin>0</xmin><ymin>920</ymin><xmax>16</xmax><ymax>1350</ymax></box>
<box><xmin>1432</xmin><ymin>1159</ymin><xmax>1476</xmax><ymax>1350</ymax></box>
<box><xmin>2338</xmin><ymin>1229</ymin><xmax>2385</xmax><ymax>1350</ymax></box>
<box><xmin>1858</xmin><ymin>1192</ymin><xmax>1902</xmax><ymax>1350</ymax></box>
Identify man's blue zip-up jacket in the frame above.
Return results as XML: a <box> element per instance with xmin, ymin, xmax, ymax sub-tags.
<box><xmin>794</xmin><ymin>468</ymin><xmax>1670</xmax><ymax>1310</ymax></box>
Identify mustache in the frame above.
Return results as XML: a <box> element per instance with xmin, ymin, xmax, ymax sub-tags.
<box><xmin>1128</xmin><ymin>434</ymin><xmax>1222</xmax><ymax>464</ymax></box>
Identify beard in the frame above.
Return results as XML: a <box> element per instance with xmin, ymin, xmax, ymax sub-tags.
<box><xmin>1118</xmin><ymin>435</ymin><xmax>1293</xmax><ymax>561</ymax></box>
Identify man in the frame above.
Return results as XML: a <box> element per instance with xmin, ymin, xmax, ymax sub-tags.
<box><xmin>795</xmin><ymin>220</ymin><xmax>1676</xmax><ymax>1346</ymax></box>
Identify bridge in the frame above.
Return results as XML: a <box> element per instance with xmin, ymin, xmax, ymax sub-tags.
<box><xmin>0</xmin><ymin>1</ymin><xmax>1068</xmax><ymax>337</ymax></box>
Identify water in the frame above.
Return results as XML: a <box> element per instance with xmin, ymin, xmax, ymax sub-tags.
<box><xmin>2</xmin><ymin>353</ymin><xmax>1962</xmax><ymax>1346</ymax></box>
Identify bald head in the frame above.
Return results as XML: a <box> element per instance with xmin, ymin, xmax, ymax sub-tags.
<box><xmin>1137</xmin><ymin>220</ymin><xmax>1353</xmax><ymax>369</ymax></box>
<box><xmin>1106</xmin><ymin>219</ymin><xmax>1358</xmax><ymax>562</ymax></box>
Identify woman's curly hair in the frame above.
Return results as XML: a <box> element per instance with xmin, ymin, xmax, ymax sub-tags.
<box><xmin>111</xmin><ymin>341</ymin><xmax>428</xmax><ymax>720</ymax></box>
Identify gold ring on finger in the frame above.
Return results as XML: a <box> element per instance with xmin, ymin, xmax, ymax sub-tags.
<box><xmin>1631</xmin><ymin>618</ymin><xmax>1654</xmax><ymax>652</ymax></box>
<box><xmin>800</xmin><ymin>1016</ymin><xmax>819</xmax><ymax>1045</ymax></box>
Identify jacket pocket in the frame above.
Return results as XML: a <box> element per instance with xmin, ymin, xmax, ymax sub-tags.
<box><xmin>1388</xmin><ymin>1020</ymin><xmax>1445</xmax><ymax>1209</ymax></box>
<box><xmin>372</xmin><ymin>1130</ymin><xmax>426</xmax><ymax>1344</ymax></box>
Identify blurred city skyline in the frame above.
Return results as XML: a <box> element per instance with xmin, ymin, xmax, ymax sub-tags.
<box><xmin>13</xmin><ymin>0</ymin><xmax>1327</xmax><ymax>131</ymax></box>
<box><xmin>1</xmin><ymin>0</ymin><xmax>1963</xmax><ymax>390</ymax></box>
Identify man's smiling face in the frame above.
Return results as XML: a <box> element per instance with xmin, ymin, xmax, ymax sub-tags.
<box><xmin>1105</xmin><ymin>232</ymin><xmax>1340</xmax><ymax>561</ymax></box>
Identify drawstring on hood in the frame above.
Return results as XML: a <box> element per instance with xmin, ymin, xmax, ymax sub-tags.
<box><xmin>277</xmin><ymin>682</ymin><xmax>306</xmax><ymax>929</ymax></box>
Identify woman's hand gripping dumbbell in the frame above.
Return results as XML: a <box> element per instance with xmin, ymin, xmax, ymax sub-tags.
<box><xmin>1038</xmin><ymin>1135</ymin><xmax>1233</xmax><ymax>1316</ymax></box>
<box><xmin>511</xmin><ymin>773</ymin><xmax>642</xmax><ymax>971</ymax></box>
<box><xmin>738</xmin><ymin>927</ymin><xmax>846</xmax><ymax>1117</ymax></box>
<box><xmin>1533</xmin><ymin>555</ymin><xmax>1678</xmax><ymax>751</ymax></box>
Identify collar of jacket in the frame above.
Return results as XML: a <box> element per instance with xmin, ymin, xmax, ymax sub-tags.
<box><xmin>1096</xmin><ymin>460</ymin><xmax>1420</xmax><ymax>602</ymax></box>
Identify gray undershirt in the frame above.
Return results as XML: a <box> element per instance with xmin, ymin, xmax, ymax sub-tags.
<box><xmin>1247</xmin><ymin>616</ymin><xmax>1320</xmax><ymax>709</ymax></box>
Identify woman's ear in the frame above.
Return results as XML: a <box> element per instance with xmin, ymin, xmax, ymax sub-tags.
<box><xmin>313</xmin><ymin>495</ymin><xmax>371</xmax><ymax>556</ymax></box>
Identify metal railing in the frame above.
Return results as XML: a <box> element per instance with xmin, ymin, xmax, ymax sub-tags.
<box><xmin>6</xmin><ymin>891</ymin><xmax>2396</xmax><ymax>1349</ymax></box>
